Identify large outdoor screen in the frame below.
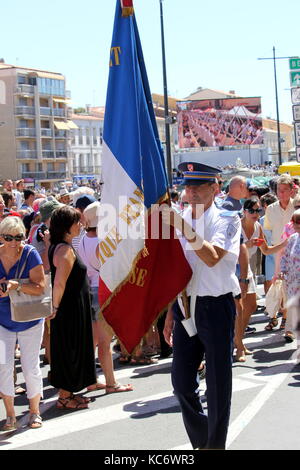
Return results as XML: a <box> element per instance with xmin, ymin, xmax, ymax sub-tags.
<box><xmin>177</xmin><ymin>97</ymin><xmax>263</xmax><ymax>148</ymax></box>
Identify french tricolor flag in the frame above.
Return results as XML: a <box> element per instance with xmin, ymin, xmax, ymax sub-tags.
<box><xmin>98</xmin><ymin>0</ymin><xmax>192</xmax><ymax>353</ymax></box>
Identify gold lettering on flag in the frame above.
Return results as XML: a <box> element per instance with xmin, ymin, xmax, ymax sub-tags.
<box><xmin>98</xmin><ymin>186</ymin><xmax>144</xmax><ymax>266</ymax></box>
<box><xmin>110</xmin><ymin>47</ymin><xmax>121</xmax><ymax>67</ymax></box>
<box><xmin>129</xmin><ymin>267</ymin><xmax>148</xmax><ymax>287</ymax></box>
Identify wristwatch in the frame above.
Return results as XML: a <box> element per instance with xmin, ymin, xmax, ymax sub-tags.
<box><xmin>239</xmin><ymin>278</ymin><xmax>250</xmax><ymax>284</ymax></box>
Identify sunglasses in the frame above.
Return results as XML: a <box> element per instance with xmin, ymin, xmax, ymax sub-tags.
<box><xmin>1</xmin><ymin>234</ymin><xmax>25</xmax><ymax>242</ymax></box>
<box><xmin>292</xmin><ymin>219</ymin><xmax>300</xmax><ymax>225</ymax></box>
<box><xmin>294</xmin><ymin>205</ymin><xmax>300</xmax><ymax>210</ymax></box>
<box><xmin>246</xmin><ymin>208</ymin><xmax>262</xmax><ymax>214</ymax></box>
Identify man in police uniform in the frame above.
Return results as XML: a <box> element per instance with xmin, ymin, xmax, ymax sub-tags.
<box><xmin>163</xmin><ymin>162</ymin><xmax>241</xmax><ymax>450</ymax></box>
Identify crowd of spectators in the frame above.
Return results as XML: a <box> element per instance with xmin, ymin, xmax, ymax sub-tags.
<box><xmin>0</xmin><ymin>171</ymin><xmax>299</xmax><ymax>432</ymax></box>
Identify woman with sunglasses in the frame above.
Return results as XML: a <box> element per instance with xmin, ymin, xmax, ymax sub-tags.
<box><xmin>0</xmin><ymin>216</ymin><xmax>45</xmax><ymax>431</ymax></box>
<box><xmin>237</xmin><ymin>197</ymin><xmax>287</xmax><ymax>360</ymax></box>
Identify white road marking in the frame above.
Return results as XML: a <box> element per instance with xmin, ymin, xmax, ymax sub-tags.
<box><xmin>0</xmin><ymin>390</ymin><xmax>178</xmax><ymax>450</ymax></box>
<box><xmin>227</xmin><ymin>358</ymin><xmax>297</xmax><ymax>448</ymax></box>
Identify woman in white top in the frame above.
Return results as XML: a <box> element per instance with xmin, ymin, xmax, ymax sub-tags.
<box><xmin>78</xmin><ymin>202</ymin><xmax>133</xmax><ymax>394</ymax></box>
<box><xmin>241</xmin><ymin>197</ymin><xmax>287</xmax><ymax>346</ymax></box>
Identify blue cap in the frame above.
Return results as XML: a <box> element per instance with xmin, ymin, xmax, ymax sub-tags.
<box><xmin>178</xmin><ymin>162</ymin><xmax>221</xmax><ymax>186</ymax></box>
<box><xmin>75</xmin><ymin>194</ymin><xmax>96</xmax><ymax>210</ymax></box>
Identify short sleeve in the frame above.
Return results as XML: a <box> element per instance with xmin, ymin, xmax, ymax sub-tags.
<box><xmin>211</xmin><ymin>214</ymin><xmax>241</xmax><ymax>255</ymax></box>
<box><xmin>20</xmin><ymin>246</ymin><xmax>43</xmax><ymax>279</ymax></box>
<box><xmin>264</xmin><ymin>206</ymin><xmax>272</xmax><ymax>231</ymax></box>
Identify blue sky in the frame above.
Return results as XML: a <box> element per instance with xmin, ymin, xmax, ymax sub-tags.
<box><xmin>1</xmin><ymin>0</ymin><xmax>299</xmax><ymax>123</ymax></box>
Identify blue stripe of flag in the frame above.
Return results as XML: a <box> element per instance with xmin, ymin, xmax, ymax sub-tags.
<box><xmin>103</xmin><ymin>1</ymin><xmax>168</xmax><ymax>208</ymax></box>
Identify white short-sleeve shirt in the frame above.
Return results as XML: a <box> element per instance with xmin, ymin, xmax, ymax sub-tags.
<box><xmin>264</xmin><ymin>199</ymin><xmax>294</xmax><ymax>245</ymax></box>
<box><xmin>179</xmin><ymin>203</ymin><xmax>241</xmax><ymax>297</ymax></box>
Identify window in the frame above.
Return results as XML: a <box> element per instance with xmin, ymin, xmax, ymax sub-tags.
<box><xmin>47</xmin><ymin>162</ymin><xmax>54</xmax><ymax>171</ymax></box>
<box><xmin>35</xmin><ymin>163</ymin><xmax>43</xmax><ymax>172</ymax></box>
<box><xmin>17</xmin><ymin>75</ymin><xmax>26</xmax><ymax>85</ymax></box>
<box><xmin>78</xmin><ymin>128</ymin><xmax>83</xmax><ymax>145</ymax></box>
<box><xmin>21</xmin><ymin>163</ymin><xmax>30</xmax><ymax>172</ymax></box>
<box><xmin>86</xmin><ymin>127</ymin><xmax>90</xmax><ymax>145</ymax></box>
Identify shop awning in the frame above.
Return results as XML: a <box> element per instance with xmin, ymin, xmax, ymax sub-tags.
<box><xmin>66</xmin><ymin>120</ymin><xmax>78</xmax><ymax>129</ymax></box>
<box><xmin>54</xmin><ymin>121</ymin><xmax>70</xmax><ymax>130</ymax></box>
<box><xmin>53</xmin><ymin>98</ymin><xmax>69</xmax><ymax>104</ymax></box>
<box><xmin>30</xmin><ymin>71</ymin><xmax>65</xmax><ymax>80</ymax></box>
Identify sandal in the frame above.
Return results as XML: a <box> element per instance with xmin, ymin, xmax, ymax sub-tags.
<box><xmin>279</xmin><ymin>318</ymin><xmax>287</xmax><ymax>330</ymax></box>
<box><xmin>28</xmin><ymin>413</ymin><xmax>42</xmax><ymax>429</ymax></box>
<box><xmin>15</xmin><ymin>385</ymin><xmax>26</xmax><ymax>395</ymax></box>
<box><xmin>265</xmin><ymin>318</ymin><xmax>278</xmax><ymax>331</ymax></box>
<box><xmin>105</xmin><ymin>382</ymin><xmax>133</xmax><ymax>394</ymax></box>
<box><xmin>56</xmin><ymin>395</ymin><xmax>89</xmax><ymax>410</ymax></box>
<box><xmin>1</xmin><ymin>416</ymin><xmax>17</xmax><ymax>432</ymax></box>
<box><xmin>130</xmin><ymin>355</ymin><xmax>158</xmax><ymax>365</ymax></box>
<box><xmin>284</xmin><ymin>332</ymin><xmax>295</xmax><ymax>343</ymax></box>
<box><xmin>118</xmin><ymin>354</ymin><xmax>131</xmax><ymax>364</ymax></box>
<box><xmin>87</xmin><ymin>382</ymin><xmax>106</xmax><ymax>391</ymax></box>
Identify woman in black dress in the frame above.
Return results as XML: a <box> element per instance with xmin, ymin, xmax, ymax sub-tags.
<box><xmin>48</xmin><ymin>206</ymin><xmax>96</xmax><ymax>409</ymax></box>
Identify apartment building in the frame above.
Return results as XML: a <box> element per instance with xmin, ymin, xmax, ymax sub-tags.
<box><xmin>0</xmin><ymin>62</ymin><xmax>76</xmax><ymax>188</ymax></box>
<box><xmin>70</xmin><ymin>110</ymin><xmax>103</xmax><ymax>183</ymax></box>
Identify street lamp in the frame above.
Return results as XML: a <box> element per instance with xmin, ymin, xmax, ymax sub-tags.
<box><xmin>159</xmin><ymin>0</ymin><xmax>172</xmax><ymax>187</ymax></box>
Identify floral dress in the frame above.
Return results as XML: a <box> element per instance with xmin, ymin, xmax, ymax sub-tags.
<box><xmin>280</xmin><ymin>233</ymin><xmax>300</xmax><ymax>298</ymax></box>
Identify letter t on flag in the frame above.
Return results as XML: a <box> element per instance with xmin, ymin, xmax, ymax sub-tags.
<box><xmin>98</xmin><ymin>0</ymin><xmax>192</xmax><ymax>353</ymax></box>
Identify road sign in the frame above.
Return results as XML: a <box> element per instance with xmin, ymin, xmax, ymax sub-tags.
<box><xmin>291</xmin><ymin>87</ymin><xmax>300</xmax><ymax>105</ymax></box>
<box><xmin>290</xmin><ymin>71</ymin><xmax>300</xmax><ymax>87</ymax></box>
<box><xmin>293</xmin><ymin>105</ymin><xmax>300</xmax><ymax>121</ymax></box>
<box><xmin>289</xmin><ymin>58</ymin><xmax>300</xmax><ymax>70</ymax></box>
<box><xmin>294</xmin><ymin>122</ymin><xmax>300</xmax><ymax>146</ymax></box>
<box><xmin>297</xmin><ymin>147</ymin><xmax>300</xmax><ymax>162</ymax></box>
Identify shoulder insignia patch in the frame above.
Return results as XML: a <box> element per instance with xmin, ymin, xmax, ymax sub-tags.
<box><xmin>226</xmin><ymin>223</ymin><xmax>238</xmax><ymax>239</ymax></box>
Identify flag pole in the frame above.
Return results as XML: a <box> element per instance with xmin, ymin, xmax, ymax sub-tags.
<box><xmin>159</xmin><ymin>0</ymin><xmax>173</xmax><ymax>188</ymax></box>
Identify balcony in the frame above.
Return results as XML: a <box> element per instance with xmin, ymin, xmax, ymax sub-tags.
<box><xmin>16</xmin><ymin>150</ymin><xmax>38</xmax><ymax>159</ymax></box>
<box><xmin>55</xmin><ymin>131</ymin><xmax>67</xmax><ymax>139</ymax></box>
<box><xmin>40</xmin><ymin>107</ymin><xmax>51</xmax><ymax>116</ymax></box>
<box><xmin>42</xmin><ymin>150</ymin><xmax>55</xmax><ymax>158</ymax></box>
<box><xmin>73</xmin><ymin>166</ymin><xmax>95</xmax><ymax>174</ymax></box>
<box><xmin>15</xmin><ymin>84</ymin><xmax>34</xmax><ymax>95</ymax></box>
<box><xmin>53</xmin><ymin>109</ymin><xmax>66</xmax><ymax>117</ymax></box>
<box><xmin>47</xmin><ymin>171</ymin><xmax>67</xmax><ymax>179</ymax></box>
<box><xmin>41</xmin><ymin>128</ymin><xmax>52</xmax><ymax>137</ymax></box>
<box><xmin>15</xmin><ymin>106</ymin><xmax>35</xmax><ymax>116</ymax></box>
<box><xmin>21</xmin><ymin>172</ymin><xmax>47</xmax><ymax>180</ymax></box>
<box><xmin>16</xmin><ymin>128</ymin><xmax>36</xmax><ymax>137</ymax></box>
<box><xmin>56</xmin><ymin>150</ymin><xmax>68</xmax><ymax>158</ymax></box>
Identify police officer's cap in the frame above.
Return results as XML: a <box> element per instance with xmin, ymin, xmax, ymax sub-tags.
<box><xmin>178</xmin><ymin>162</ymin><xmax>222</xmax><ymax>186</ymax></box>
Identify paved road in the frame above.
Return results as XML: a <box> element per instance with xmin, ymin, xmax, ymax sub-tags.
<box><xmin>0</xmin><ymin>288</ymin><xmax>299</xmax><ymax>451</ymax></box>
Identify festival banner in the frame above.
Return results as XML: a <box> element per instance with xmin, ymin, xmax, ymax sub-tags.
<box><xmin>177</xmin><ymin>97</ymin><xmax>263</xmax><ymax>148</ymax></box>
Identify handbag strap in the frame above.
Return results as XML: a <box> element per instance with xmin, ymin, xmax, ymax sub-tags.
<box><xmin>15</xmin><ymin>246</ymin><xmax>34</xmax><ymax>280</ymax></box>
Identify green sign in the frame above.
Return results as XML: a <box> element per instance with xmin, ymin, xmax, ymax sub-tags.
<box><xmin>290</xmin><ymin>57</ymin><xmax>300</xmax><ymax>70</ymax></box>
<box><xmin>290</xmin><ymin>71</ymin><xmax>300</xmax><ymax>87</ymax></box>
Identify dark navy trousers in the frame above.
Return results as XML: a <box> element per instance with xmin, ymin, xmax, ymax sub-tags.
<box><xmin>171</xmin><ymin>293</ymin><xmax>236</xmax><ymax>450</ymax></box>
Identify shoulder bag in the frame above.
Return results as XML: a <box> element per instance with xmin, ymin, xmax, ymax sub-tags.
<box><xmin>9</xmin><ymin>247</ymin><xmax>52</xmax><ymax>322</ymax></box>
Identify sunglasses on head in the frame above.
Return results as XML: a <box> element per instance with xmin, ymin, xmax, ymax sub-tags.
<box><xmin>246</xmin><ymin>208</ymin><xmax>262</xmax><ymax>214</ymax></box>
<box><xmin>1</xmin><ymin>234</ymin><xmax>25</xmax><ymax>242</ymax></box>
